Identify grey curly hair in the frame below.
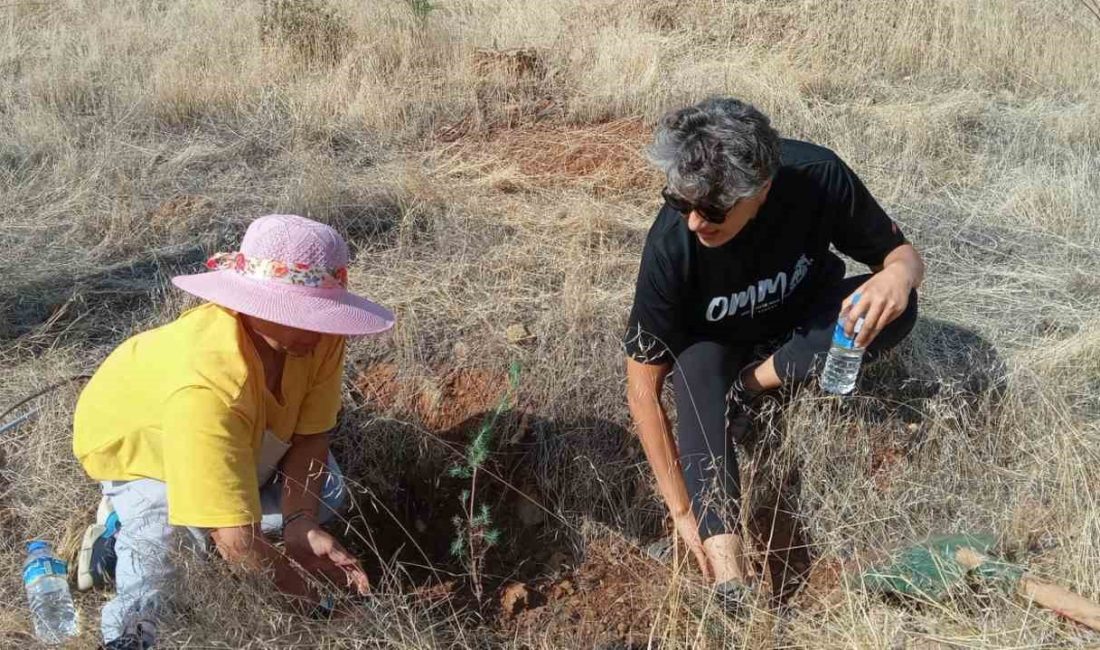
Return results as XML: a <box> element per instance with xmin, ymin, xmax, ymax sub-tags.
<box><xmin>647</xmin><ymin>97</ymin><xmax>781</xmax><ymax>208</ymax></box>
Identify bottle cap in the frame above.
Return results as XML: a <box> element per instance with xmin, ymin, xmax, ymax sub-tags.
<box><xmin>26</xmin><ymin>540</ymin><xmax>49</xmax><ymax>553</ymax></box>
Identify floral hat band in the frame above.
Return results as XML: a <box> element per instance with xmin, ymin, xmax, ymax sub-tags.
<box><xmin>205</xmin><ymin>251</ymin><xmax>349</xmax><ymax>289</ymax></box>
<box><xmin>173</xmin><ymin>215</ymin><xmax>392</xmax><ymax>336</ymax></box>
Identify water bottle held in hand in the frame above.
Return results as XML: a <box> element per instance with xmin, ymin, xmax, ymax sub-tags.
<box><xmin>23</xmin><ymin>540</ymin><xmax>79</xmax><ymax>645</ymax></box>
<box><xmin>820</xmin><ymin>293</ymin><xmax>866</xmax><ymax>395</ymax></box>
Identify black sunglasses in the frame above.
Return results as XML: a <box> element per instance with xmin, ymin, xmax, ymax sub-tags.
<box><xmin>661</xmin><ymin>187</ymin><xmax>731</xmax><ymax>224</ymax></box>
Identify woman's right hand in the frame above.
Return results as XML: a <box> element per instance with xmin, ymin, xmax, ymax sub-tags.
<box><xmin>672</xmin><ymin>511</ymin><xmax>713</xmax><ymax>582</ymax></box>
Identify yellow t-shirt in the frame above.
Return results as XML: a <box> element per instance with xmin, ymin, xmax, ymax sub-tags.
<box><xmin>73</xmin><ymin>303</ymin><xmax>345</xmax><ymax>528</ymax></box>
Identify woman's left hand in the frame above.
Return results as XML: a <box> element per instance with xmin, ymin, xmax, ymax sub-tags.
<box><xmin>841</xmin><ymin>265</ymin><xmax>913</xmax><ymax>348</ymax></box>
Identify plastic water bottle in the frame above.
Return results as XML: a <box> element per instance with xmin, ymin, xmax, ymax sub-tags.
<box><xmin>23</xmin><ymin>540</ymin><xmax>78</xmax><ymax>644</ymax></box>
<box><xmin>820</xmin><ymin>294</ymin><xmax>866</xmax><ymax>395</ymax></box>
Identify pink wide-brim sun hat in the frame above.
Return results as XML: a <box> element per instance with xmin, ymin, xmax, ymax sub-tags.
<box><xmin>172</xmin><ymin>214</ymin><xmax>394</xmax><ymax>336</ymax></box>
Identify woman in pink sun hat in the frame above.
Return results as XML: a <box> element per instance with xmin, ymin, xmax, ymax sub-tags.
<box><xmin>71</xmin><ymin>214</ymin><xmax>393</xmax><ymax>649</ymax></box>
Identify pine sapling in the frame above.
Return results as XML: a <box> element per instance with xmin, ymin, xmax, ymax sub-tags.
<box><xmin>448</xmin><ymin>361</ymin><xmax>520</xmax><ymax>602</ymax></box>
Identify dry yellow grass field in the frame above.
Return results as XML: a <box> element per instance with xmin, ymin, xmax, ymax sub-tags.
<box><xmin>3</xmin><ymin>0</ymin><xmax>1100</xmax><ymax>647</ymax></box>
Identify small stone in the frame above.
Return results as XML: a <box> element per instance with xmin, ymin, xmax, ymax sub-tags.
<box><xmin>500</xmin><ymin>582</ymin><xmax>531</xmax><ymax>616</ymax></box>
<box><xmin>505</xmin><ymin>323</ymin><xmax>532</xmax><ymax>344</ymax></box>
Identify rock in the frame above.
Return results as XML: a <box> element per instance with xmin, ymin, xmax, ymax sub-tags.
<box><xmin>500</xmin><ymin>582</ymin><xmax>532</xmax><ymax>616</ymax></box>
<box><xmin>505</xmin><ymin>323</ymin><xmax>533</xmax><ymax>344</ymax></box>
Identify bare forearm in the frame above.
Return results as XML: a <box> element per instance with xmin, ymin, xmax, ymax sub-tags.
<box><xmin>249</xmin><ymin>538</ymin><xmax>314</xmax><ymax>600</ymax></box>
<box><xmin>625</xmin><ymin>359</ymin><xmax>711</xmax><ymax>578</ymax></box>
<box><xmin>629</xmin><ymin>397</ymin><xmax>692</xmax><ymax>517</ymax></box>
<box><xmin>626</xmin><ymin>360</ymin><xmax>692</xmax><ymax>519</ymax></box>
<box><xmin>880</xmin><ymin>243</ymin><xmax>924</xmax><ymax>289</ymax></box>
<box><xmin>212</xmin><ymin>526</ymin><xmax>317</xmax><ymax>604</ymax></box>
<box><xmin>280</xmin><ymin>432</ymin><xmax>330</xmax><ymax>521</ymax></box>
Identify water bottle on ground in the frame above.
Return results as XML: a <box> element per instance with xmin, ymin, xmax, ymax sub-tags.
<box><xmin>820</xmin><ymin>294</ymin><xmax>866</xmax><ymax>395</ymax></box>
<box><xmin>23</xmin><ymin>540</ymin><xmax>79</xmax><ymax>644</ymax></box>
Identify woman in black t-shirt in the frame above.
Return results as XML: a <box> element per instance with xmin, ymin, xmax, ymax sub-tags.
<box><xmin>623</xmin><ymin>97</ymin><xmax>924</xmax><ymax>608</ymax></box>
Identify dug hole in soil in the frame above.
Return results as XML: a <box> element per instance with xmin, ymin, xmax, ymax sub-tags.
<box><xmin>345</xmin><ymin>362</ymin><xmax>689</xmax><ymax>643</ymax></box>
<box><xmin>345</xmin><ymin>363</ymin><xmax>829</xmax><ymax>644</ymax></box>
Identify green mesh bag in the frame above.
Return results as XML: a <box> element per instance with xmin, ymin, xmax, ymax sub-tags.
<box><xmin>861</xmin><ymin>533</ymin><xmax>1021</xmax><ymax>600</ymax></box>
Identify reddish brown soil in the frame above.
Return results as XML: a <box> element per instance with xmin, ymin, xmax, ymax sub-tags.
<box><xmin>503</xmin><ymin>537</ymin><xmax>848</xmax><ymax>647</ymax></box>
<box><xmin>350</xmin><ymin>364</ymin><xmax>672</xmax><ymax>642</ymax></box>
<box><xmin>505</xmin><ymin>535</ymin><xmax>670</xmax><ymax>648</ymax></box>
<box><xmin>790</xmin><ymin>556</ymin><xmax>848</xmax><ymax>612</ymax></box>
<box><xmin>748</xmin><ymin>500</ymin><xmax>814</xmax><ymax>605</ymax></box>
<box><xmin>350</xmin><ymin>363</ymin><xmax>561</xmax><ymax>596</ymax></box>
<box><xmin>448</xmin><ymin>118</ymin><xmax>656</xmax><ymax>194</ymax></box>
<box><xmin>867</xmin><ymin>422</ymin><xmax>919</xmax><ymax>491</ymax></box>
<box><xmin>870</xmin><ymin>444</ymin><xmax>907</xmax><ymax>491</ymax></box>
<box><xmin>356</xmin><ymin>362</ymin><xmax>513</xmax><ymax>433</ymax></box>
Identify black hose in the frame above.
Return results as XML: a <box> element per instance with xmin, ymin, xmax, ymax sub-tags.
<box><xmin>0</xmin><ymin>374</ymin><xmax>91</xmax><ymax>426</ymax></box>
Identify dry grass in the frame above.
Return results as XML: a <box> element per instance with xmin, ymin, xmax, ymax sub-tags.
<box><xmin>3</xmin><ymin>0</ymin><xmax>1100</xmax><ymax>647</ymax></box>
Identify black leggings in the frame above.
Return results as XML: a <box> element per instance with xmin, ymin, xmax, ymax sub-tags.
<box><xmin>671</xmin><ymin>274</ymin><xmax>918</xmax><ymax>540</ymax></box>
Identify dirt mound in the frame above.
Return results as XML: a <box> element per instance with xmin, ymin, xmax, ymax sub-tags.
<box><xmin>447</xmin><ymin>118</ymin><xmax>655</xmax><ymax>194</ymax></box>
<box><xmin>789</xmin><ymin>556</ymin><xmax>848</xmax><ymax>612</ymax></box>
<box><xmin>356</xmin><ymin>362</ymin><xmax>514</xmax><ymax>434</ymax></box>
<box><xmin>506</xmin><ymin>535</ymin><xmax>669</xmax><ymax>647</ymax></box>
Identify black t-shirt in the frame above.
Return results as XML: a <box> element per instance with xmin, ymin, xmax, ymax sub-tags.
<box><xmin>623</xmin><ymin>138</ymin><xmax>906</xmax><ymax>364</ymax></box>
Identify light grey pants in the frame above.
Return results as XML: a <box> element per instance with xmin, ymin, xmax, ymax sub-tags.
<box><xmin>99</xmin><ymin>455</ymin><xmax>347</xmax><ymax>644</ymax></box>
